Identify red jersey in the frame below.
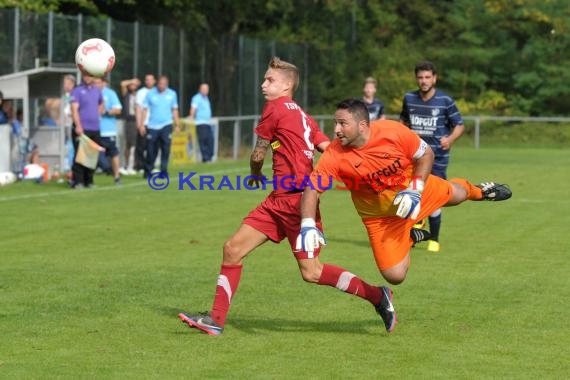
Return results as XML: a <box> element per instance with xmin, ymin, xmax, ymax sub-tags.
<box><xmin>255</xmin><ymin>96</ymin><xmax>329</xmax><ymax>194</ymax></box>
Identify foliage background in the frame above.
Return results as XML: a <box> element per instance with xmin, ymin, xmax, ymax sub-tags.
<box><xmin>0</xmin><ymin>0</ymin><xmax>568</xmax><ymax>116</ymax></box>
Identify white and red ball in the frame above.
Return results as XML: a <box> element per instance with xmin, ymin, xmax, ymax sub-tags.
<box><xmin>75</xmin><ymin>38</ymin><xmax>115</xmax><ymax>77</ymax></box>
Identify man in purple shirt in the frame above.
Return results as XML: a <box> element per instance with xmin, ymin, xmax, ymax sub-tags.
<box><xmin>71</xmin><ymin>73</ymin><xmax>104</xmax><ymax>189</ymax></box>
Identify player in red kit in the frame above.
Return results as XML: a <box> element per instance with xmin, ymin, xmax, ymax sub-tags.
<box><xmin>178</xmin><ymin>57</ymin><xmax>402</xmax><ymax>335</ymax></box>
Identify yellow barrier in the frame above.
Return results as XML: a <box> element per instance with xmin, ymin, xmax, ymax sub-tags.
<box><xmin>171</xmin><ymin>118</ymin><xmax>197</xmax><ymax>165</ymax></box>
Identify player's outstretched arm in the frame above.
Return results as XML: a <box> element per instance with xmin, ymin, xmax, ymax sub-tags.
<box><xmin>296</xmin><ymin>188</ymin><xmax>325</xmax><ymax>253</ymax></box>
<box><xmin>301</xmin><ymin>187</ymin><xmax>320</xmax><ymax>221</ymax></box>
<box><xmin>247</xmin><ymin>137</ymin><xmax>270</xmax><ymax>187</ymax></box>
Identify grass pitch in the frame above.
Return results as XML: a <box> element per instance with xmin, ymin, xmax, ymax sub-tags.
<box><xmin>1</xmin><ymin>147</ymin><xmax>569</xmax><ymax>379</ymax></box>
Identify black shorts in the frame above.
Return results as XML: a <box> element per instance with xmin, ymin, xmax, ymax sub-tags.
<box><xmin>100</xmin><ymin>136</ymin><xmax>119</xmax><ymax>157</ymax></box>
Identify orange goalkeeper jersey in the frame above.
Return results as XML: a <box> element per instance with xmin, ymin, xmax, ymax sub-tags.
<box><xmin>310</xmin><ymin>120</ymin><xmax>425</xmax><ymax>218</ymax></box>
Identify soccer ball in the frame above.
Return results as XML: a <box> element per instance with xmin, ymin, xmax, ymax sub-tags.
<box><xmin>75</xmin><ymin>38</ymin><xmax>115</xmax><ymax>78</ymax></box>
<box><xmin>0</xmin><ymin>171</ymin><xmax>16</xmax><ymax>186</ymax></box>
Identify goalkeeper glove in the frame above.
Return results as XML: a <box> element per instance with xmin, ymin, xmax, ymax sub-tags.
<box><xmin>393</xmin><ymin>179</ymin><xmax>424</xmax><ymax>219</ymax></box>
<box><xmin>295</xmin><ymin>218</ymin><xmax>326</xmax><ymax>254</ymax></box>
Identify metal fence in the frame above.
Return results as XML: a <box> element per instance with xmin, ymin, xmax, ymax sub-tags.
<box><xmin>463</xmin><ymin>116</ymin><xmax>570</xmax><ymax>149</ymax></box>
<box><xmin>216</xmin><ymin>114</ymin><xmax>570</xmax><ymax>160</ymax></box>
<box><xmin>0</xmin><ymin>8</ymin><xmax>309</xmax><ymax>116</ymax></box>
<box><xmin>1</xmin><ymin>114</ymin><xmax>569</xmax><ymax>175</ymax></box>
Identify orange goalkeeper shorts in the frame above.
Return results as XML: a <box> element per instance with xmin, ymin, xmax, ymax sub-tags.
<box><xmin>363</xmin><ymin>175</ymin><xmax>453</xmax><ymax>270</ymax></box>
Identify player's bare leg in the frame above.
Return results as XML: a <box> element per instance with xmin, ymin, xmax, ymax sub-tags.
<box><xmin>179</xmin><ymin>224</ymin><xmax>268</xmax><ymax>335</ymax></box>
<box><xmin>296</xmin><ymin>256</ymin><xmax>323</xmax><ymax>282</ymax></box>
<box><xmin>222</xmin><ymin>223</ymin><xmax>268</xmax><ymax>264</ymax></box>
<box><xmin>379</xmin><ymin>253</ymin><xmax>411</xmax><ymax>285</ymax></box>
<box><xmin>296</xmin><ymin>256</ymin><xmax>384</xmax><ymax>304</ymax></box>
<box><xmin>296</xmin><ymin>256</ymin><xmax>396</xmax><ymax>332</ymax></box>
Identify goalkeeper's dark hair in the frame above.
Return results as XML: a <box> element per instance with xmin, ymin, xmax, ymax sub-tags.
<box><xmin>415</xmin><ymin>60</ymin><xmax>437</xmax><ymax>75</ymax></box>
<box><xmin>336</xmin><ymin>98</ymin><xmax>370</xmax><ymax>125</ymax></box>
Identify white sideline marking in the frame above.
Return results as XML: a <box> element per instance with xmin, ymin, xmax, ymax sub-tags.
<box><xmin>0</xmin><ymin>167</ymin><xmax>247</xmax><ymax>203</ymax></box>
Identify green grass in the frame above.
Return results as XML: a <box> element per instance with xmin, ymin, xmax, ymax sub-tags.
<box><xmin>1</xmin><ymin>147</ymin><xmax>569</xmax><ymax>379</ymax></box>
<box><xmin>457</xmin><ymin>121</ymin><xmax>570</xmax><ymax>149</ymax></box>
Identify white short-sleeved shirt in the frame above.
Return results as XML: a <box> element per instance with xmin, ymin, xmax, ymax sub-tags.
<box><xmin>136</xmin><ymin>87</ymin><xmax>151</xmax><ymax>125</ymax></box>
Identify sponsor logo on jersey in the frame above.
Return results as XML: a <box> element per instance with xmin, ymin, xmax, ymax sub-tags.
<box><xmin>271</xmin><ymin>140</ymin><xmax>281</xmax><ymax>150</ymax></box>
<box><xmin>410</xmin><ymin>114</ymin><xmax>438</xmax><ymax>128</ymax></box>
<box><xmin>359</xmin><ymin>158</ymin><xmax>405</xmax><ymax>192</ymax></box>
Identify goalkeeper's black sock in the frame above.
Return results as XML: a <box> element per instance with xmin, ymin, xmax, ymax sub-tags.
<box><xmin>411</xmin><ymin>228</ymin><xmax>431</xmax><ymax>244</ymax></box>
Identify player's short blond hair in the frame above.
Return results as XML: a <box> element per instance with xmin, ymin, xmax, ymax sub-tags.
<box><xmin>268</xmin><ymin>57</ymin><xmax>300</xmax><ymax>92</ymax></box>
<box><xmin>364</xmin><ymin>77</ymin><xmax>377</xmax><ymax>86</ymax></box>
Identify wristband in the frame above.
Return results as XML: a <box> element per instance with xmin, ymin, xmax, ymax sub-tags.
<box><xmin>301</xmin><ymin>218</ymin><xmax>316</xmax><ymax>228</ymax></box>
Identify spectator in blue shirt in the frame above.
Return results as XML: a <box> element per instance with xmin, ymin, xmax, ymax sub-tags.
<box><xmin>141</xmin><ymin>75</ymin><xmax>180</xmax><ymax>177</ymax></box>
<box><xmin>96</xmin><ymin>77</ymin><xmax>123</xmax><ymax>185</ymax></box>
<box><xmin>189</xmin><ymin>83</ymin><xmax>214</xmax><ymax>163</ymax></box>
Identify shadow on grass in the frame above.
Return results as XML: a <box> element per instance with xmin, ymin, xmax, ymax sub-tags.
<box><xmin>228</xmin><ymin>315</ymin><xmax>382</xmax><ymax>335</ymax></box>
<box><xmin>162</xmin><ymin>306</ymin><xmax>383</xmax><ymax>335</ymax></box>
<box><xmin>160</xmin><ymin>306</ymin><xmax>189</xmax><ymax>317</ymax></box>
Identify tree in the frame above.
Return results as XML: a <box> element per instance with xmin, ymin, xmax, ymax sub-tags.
<box><xmin>1</xmin><ymin>0</ymin><xmax>568</xmax><ymax>115</ymax></box>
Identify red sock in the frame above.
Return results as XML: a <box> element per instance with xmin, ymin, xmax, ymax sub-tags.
<box><xmin>210</xmin><ymin>264</ymin><xmax>242</xmax><ymax>327</ymax></box>
<box><xmin>450</xmin><ymin>178</ymin><xmax>483</xmax><ymax>200</ymax></box>
<box><xmin>318</xmin><ymin>264</ymin><xmax>382</xmax><ymax>305</ymax></box>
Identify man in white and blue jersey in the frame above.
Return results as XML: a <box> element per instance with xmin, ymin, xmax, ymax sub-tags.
<box><xmin>400</xmin><ymin>61</ymin><xmax>465</xmax><ymax>252</ymax></box>
<box><xmin>96</xmin><ymin>77</ymin><xmax>123</xmax><ymax>185</ymax></box>
<box><xmin>142</xmin><ymin>75</ymin><xmax>180</xmax><ymax>177</ymax></box>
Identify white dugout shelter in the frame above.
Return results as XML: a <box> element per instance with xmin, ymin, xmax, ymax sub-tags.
<box><xmin>0</xmin><ymin>67</ymin><xmax>77</xmax><ymax>174</ymax></box>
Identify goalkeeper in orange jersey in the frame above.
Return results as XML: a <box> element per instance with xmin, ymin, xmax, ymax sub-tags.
<box><xmin>297</xmin><ymin>99</ymin><xmax>511</xmax><ymax>328</ymax></box>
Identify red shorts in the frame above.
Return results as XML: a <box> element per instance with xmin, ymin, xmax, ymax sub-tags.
<box><xmin>363</xmin><ymin>175</ymin><xmax>453</xmax><ymax>270</ymax></box>
<box><xmin>243</xmin><ymin>192</ymin><xmax>322</xmax><ymax>259</ymax></box>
